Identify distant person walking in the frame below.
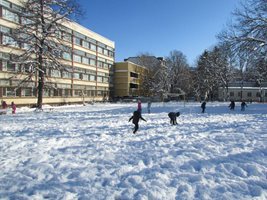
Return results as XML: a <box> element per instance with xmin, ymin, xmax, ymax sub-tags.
<box><xmin>147</xmin><ymin>100</ymin><xmax>152</xmax><ymax>114</ymax></box>
<box><xmin>201</xmin><ymin>101</ymin><xmax>206</xmax><ymax>113</ymax></box>
<box><xmin>11</xmin><ymin>101</ymin><xmax>16</xmax><ymax>114</ymax></box>
<box><xmin>241</xmin><ymin>101</ymin><xmax>247</xmax><ymax>111</ymax></box>
<box><xmin>129</xmin><ymin>110</ymin><xmax>147</xmax><ymax>134</ymax></box>
<box><xmin>137</xmin><ymin>99</ymin><xmax>142</xmax><ymax>113</ymax></box>
<box><xmin>229</xmin><ymin>100</ymin><xmax>235</xmax><ymax>110</ymax></box>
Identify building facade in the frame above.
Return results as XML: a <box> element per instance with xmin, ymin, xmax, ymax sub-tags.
<box><xmin>0</xmin><ymin>0</ymin><xmax>115</xmax><ymax>106</ymax></box>
<box><xmin>218</xmin><ymin>82</ymin><xmax>267</xmax><ymax>102</ymax></box>
<box><xmin>114</xmin><ymin>61</ymin><xmax>147</xmax><ymax>98</ymax></box>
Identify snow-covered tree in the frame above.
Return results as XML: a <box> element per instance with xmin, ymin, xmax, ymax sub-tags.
<box><xmin>8</xmin><ymin>0</ymin><xmax>81</xmax><ymax>109</ymax></box>
<box><xmin>165</xmin><ymin>50</ymin><xmax>191</xmax><ymax>99</ymax></box>
<box><xmin>195</xmin><ymin>45</ymin><xmax>234</xmax><ymax>101</ymax></box>
<box><xmin>218</xmin><ymin>0</ymin><xmax>267</xmax><ymax>65</ymax></box>
<box><xmin>134</xmin><ymin>54</ymin><xmax>169</xmax><ymax>100</ymax></box>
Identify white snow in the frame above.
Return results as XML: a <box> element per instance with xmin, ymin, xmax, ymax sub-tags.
<box><xmin>0</xmin><ymin>102</ymin><xmax>267</xmax><ymax>199</ymax></box>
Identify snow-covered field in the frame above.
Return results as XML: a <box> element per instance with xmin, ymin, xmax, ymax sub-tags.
<box><xmin>0</xmin><ymin>102</ymin><xmax>266</xmax><ymax>200</ymax></box>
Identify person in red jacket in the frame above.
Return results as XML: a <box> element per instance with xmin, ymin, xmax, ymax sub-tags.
<box><xmin>1</xmin><ymin>100</ymin><xmax>7</xmax><ymax>114</ymax></box>
<box><xmin>11</xmin><ymin>101</ymin><xmax>16</xmax><ymax>114</ymax></box>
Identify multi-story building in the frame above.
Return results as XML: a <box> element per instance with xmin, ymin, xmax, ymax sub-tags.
<box><xmin>114</xmin><ymin>61</ymin><xmax>147</xmax><ymax>98</ymax></box>
<box><xmin>0</xmin><ymin>0</ymin><xmax>115</xmax><ymax>106</ymax></box>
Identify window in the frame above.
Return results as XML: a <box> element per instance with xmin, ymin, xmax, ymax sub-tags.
<box><xmin>247</xmin><ymin>92</ymin><xmax>252</xmax><ymax>97</ymax></box>
<box><xmin>90</xmin><ymin>59</ymin><xmax>96</xmax><ymax>66</ymax></box>
<box><xmin>73</xmin><ymin>73</ymin><xmax>80</xmax><ymax>79</ymax></box>
<box><xmin>90</xmin><ymin>44</ymin><xmax>96</xmax><ymax>51</ymax></box>
<box><xmin>62</xmin><ymin>70</ymin><xmax>72</xmax><ymax>78</ymax></box>
<box><xmin>74</xmin><ymin>90</ymin><xmax>82</xmax><ymax>96</ymax></box>
<box><xmin>21</xmin><ymin>63</ymin><xmax>33</xmax><ymax>73</ymax></box>
<box><xmin>62</xmin><ymin>32</ymin><xmax>72</xmax><ymax>42</ymax></box>
<box><xmin>0</xmin><ymin>25</ymin><xmax>11</xmax><ymax>34</ymax></box>
<box><xmin>230</xmin><ymin>92</ymin><xmax>234</xmax><ymax>97</ymax></box>
<box><xmin>2</xmin><ymin>61</ymin><xmax>18</xmax><ymax>72</ymax></box>
<box><xmin>73</xmin><ymin>55</ymin><xmax>82</xmax><ymax>63</ymax></box>
<box><xmin>97</xmin><ymin>47</ymin><xmax>103</xmax><ymax>54</ymax></box>
<box><xmin>109</xmin><ymin>51</ymin><xmax>114</xmax><ymax>58</ymax></box>
<box><xmin>103</xmin><ymin>63</ymin><xmax>109</xmax><ymax>69</ymax></box>
<box><xmin>6</xmin><ymin>87</ymin><xmax>16</xmax><ymax>97</ymax></box>
<box><xmin>43</xmin><ymin>89</ymin><xmax>50</xmax><ymax>97</ymax></box>
<box><xmin>82</xmin><ymin>41</ymin><xmax>89</xmax><ymax>49</ymax></box>
<box><xmin>256</xmin><ymin>92</ymin><xmax>261</xmax><ymax>97</ymax></box>
<box><xmin>74</xmin><ymin>37</ymin><xmax>81</xmax><ymax>46</ymax></box>
<box><xmin>62</xmin><ymin>52</ymin><xmax>71</xmax><ymax>61</ymax></box>
<box><xmin>97</xmin><ymin>76</ymin><xmax>103</xmax><ymax>82</ymax></box>
<box><xmin>130</xmin><ymin>83</ymin><xmax>138</xmax><ymax>89</ymax></box>
<box><xmin>2</xmin><ymin>35</ymin><xmax>19</xmax><ymax>47</ymax></box>
<box><xmin>82</xmin><ymin>74</ymin><xmax>88</xmax><ymax>80</ymax></box>
<box><xmin>82</xmin><ymin>57</ymin><xmax>89</xmax><ymax>65</ymax></box>
<box><xmin>103</xmin><ymin>49</ymin><xmax>108</xmax><ymax>56</ymax></box>
<box><xmin>2</xmin><ymin>8</ymin><xmax>19</xmax><ymax>23</ymax></box>
<box><xmin>130</xmin><ymin>72</ymin><xmax>138</xmax><ymax>78</ymax></box>
<box><xmin>62</xmin><ymin>89</ymin><xmax>71</xmax><ymax>97</ymax></box>
<box><xmin>51</xmin><ymin>69</ymin><xmax>61</xmax><ymax>78</ymax></box>
<box><xmin>89</xmin><ymin>75</ymin><xmax>96</xmax><ymax>81</ymax></box>
<box><xmin>22</xmin><ymin>88</ymin><xmax>32</xmax><ymax>96</ymax></box>
<box><xmin>103</xmin><ymin>77</ymin><xmax>109</xmax><ymax>83</ymax></box>
<box><xmin>97</xmin><ymin>61</ymin><xmax>103</xmax><ymax>68</ymax></box>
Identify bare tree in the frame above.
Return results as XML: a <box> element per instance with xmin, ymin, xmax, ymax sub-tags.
<box><xmin>218</xmin><ymin>0</ymin><xmax>267</xmax><ymax>63</ymax></box>
<box><xmin>165</xmin><ymin>50</ymin><xmax>191</xmax><ymax>99</ymax></box>
<box><xmin>8</xmin><ymin>0</ymin><xmax>81</xmax><ymax>109</ymax></box>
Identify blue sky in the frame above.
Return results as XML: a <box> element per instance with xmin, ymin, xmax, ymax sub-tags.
<box><xmin>78</xmin><ymin>0</ymin><xmax>240</xmax><ymax>65</ymax></box>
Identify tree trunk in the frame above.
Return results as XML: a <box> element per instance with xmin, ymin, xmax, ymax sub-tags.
<box><xmin>37</xmin><ymin>0</ymin><xmax>44</xmax><ymax>110</ymax></box>
<box><xmin>37</xmin><ymin>58</ymin><xmax>44</xmax><ymax>109</ymax></box>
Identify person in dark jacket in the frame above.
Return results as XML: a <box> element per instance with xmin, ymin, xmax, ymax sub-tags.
<box><xmin>241</xmin><ymin>101</ymin><xmax>247</xmax><ymax>111</ymax></box>
<box><xmin>201</xmin><ymin>101</ymin><xmax>206</xmax><ymax>113</ymax></box>
<box><xmin>168</xmin><ymin>112</ymin><xmax>180</xmax><ymax>125</ymax></box>
<box><xmin>229</xmin><ymin>100</ymin><xmax>235</xmax><ymax>110</ymax></box>
<box><xmin>129</xmin><ymin>110</ymin><xmax>147</xmax><ymax>134</ymax></box>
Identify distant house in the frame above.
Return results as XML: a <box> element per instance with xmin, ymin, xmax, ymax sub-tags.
<box><xmin>218</xmin><ymin>82</ymin><xmax>267</xmax><ymax>102</ymax></box>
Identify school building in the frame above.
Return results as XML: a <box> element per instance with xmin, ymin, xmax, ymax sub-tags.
<box><xmin>0</xmin><ymin>0</ymin><xmax>115</xmax><ymax>106</ymax></box>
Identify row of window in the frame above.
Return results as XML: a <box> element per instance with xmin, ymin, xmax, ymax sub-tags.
<box><xmin>1</xmin><ymin>87</ymin><xmax>109</xmax><ymax>97</ymax></box>
<box><xmin>0</xmin><ymin>60</ymin><xmax>110</xmax><ymax>83</ymax></box>
<box><xmin>0</xmin><ymin>33</ymin><xmax>114</xmax><ymax>69</ymax></box>
<box><xmin>229</xmin><ymin>91</ymin><xmax>267</xmax><ymax>97</ymax></box>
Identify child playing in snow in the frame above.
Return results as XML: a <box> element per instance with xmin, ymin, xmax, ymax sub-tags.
<box><xmin>168</xmin><ymin>112</ymin><xmax>180</xmax><ymax>125</ymax></box>
<box><xmin>129</xmin><ymin>110</ymin><xmax>146</xmax><ymax>134</ymax></box>
<box><xmin>11</xmin><ymin>102</ymin><xmax>16</xmax><ymax>114</ymax></box>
